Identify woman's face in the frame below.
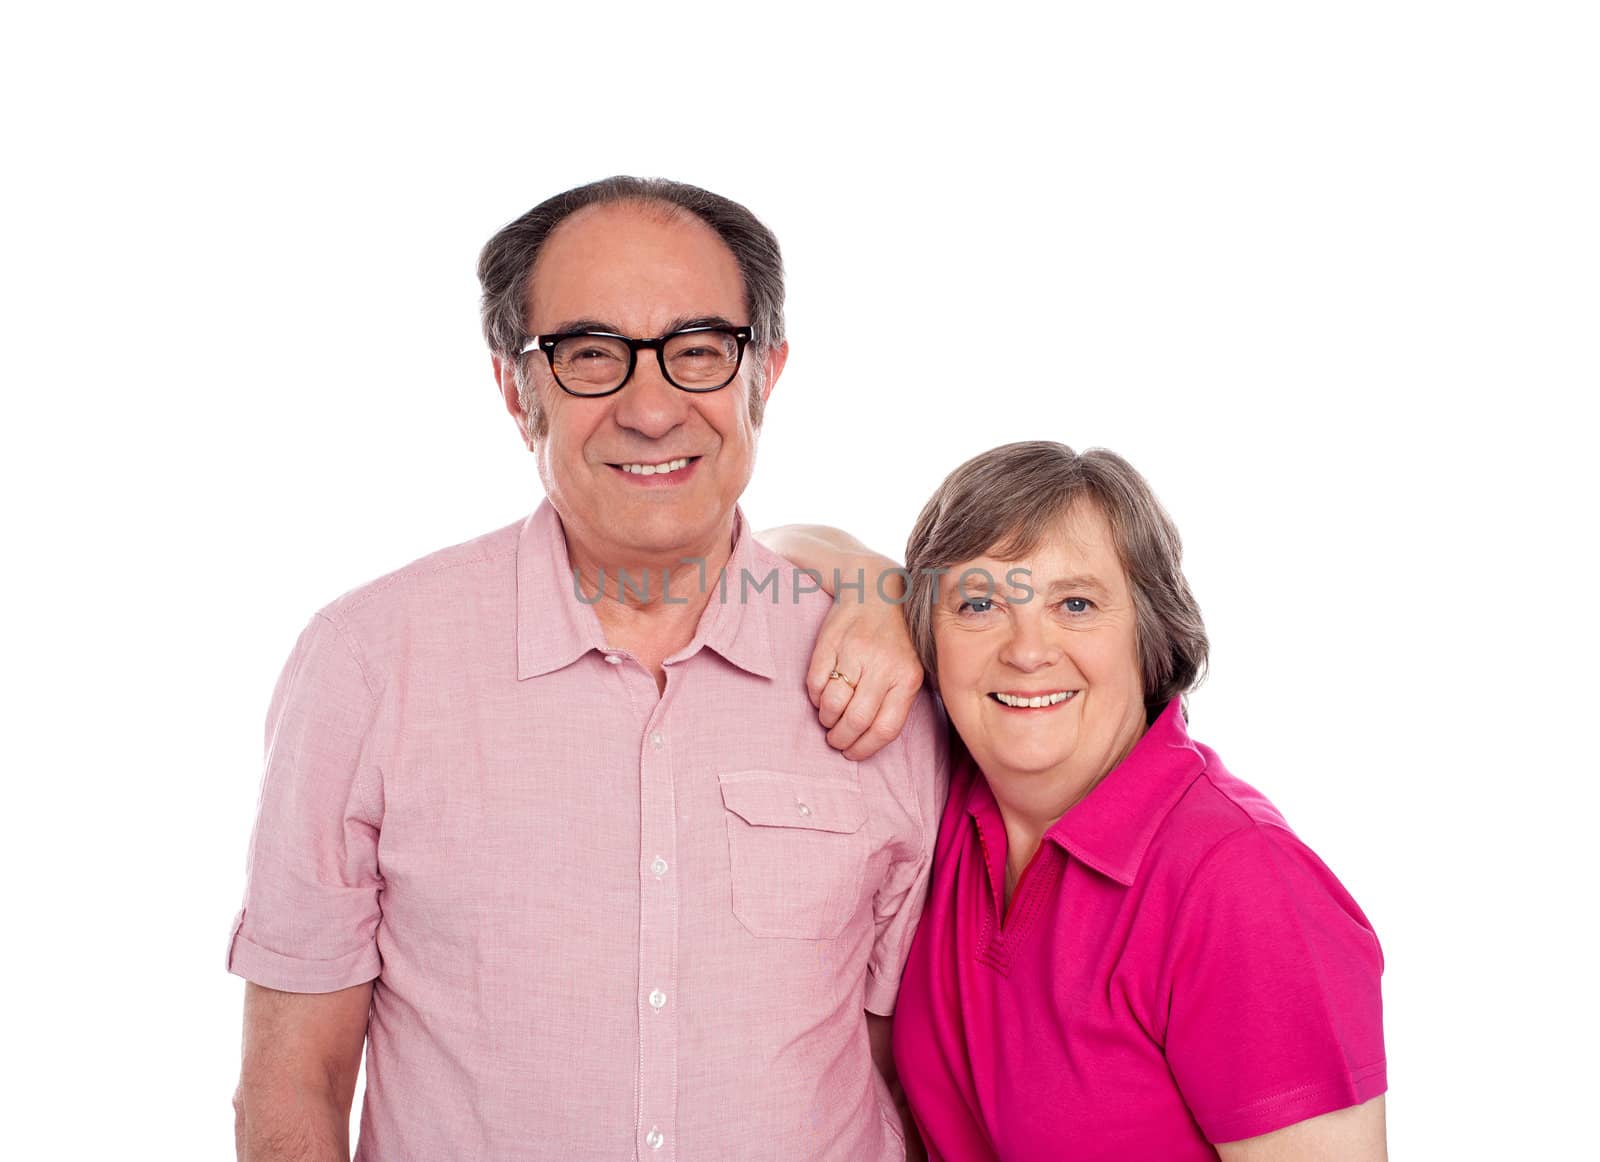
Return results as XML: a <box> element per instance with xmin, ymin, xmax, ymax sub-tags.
<box><xmin>933</xmin><ymin>501</ymin><xmax>1149</xmax><ymax>801</ymax></box>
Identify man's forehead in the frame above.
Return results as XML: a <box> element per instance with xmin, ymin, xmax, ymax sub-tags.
<box><xmin>527</xmin><ymin>201</ymin><xmax>746</xmax><ymax>334</ymax></box>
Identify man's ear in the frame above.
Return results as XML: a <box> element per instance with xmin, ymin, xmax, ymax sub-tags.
<box><xmin>493</xmin><ymin>355</ymin><xmax>534</xmax><ymax>447</ymax></box>
<box><xmin>759</xmin><ymin>341</ymin><xmax>790</xmax><ymax>403</ymax></box>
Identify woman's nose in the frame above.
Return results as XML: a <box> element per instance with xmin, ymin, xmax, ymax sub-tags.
<box><xmin>999</xmin><ymin>614</ymin><xmax>1061</xmax><ymax>673</ymax></box>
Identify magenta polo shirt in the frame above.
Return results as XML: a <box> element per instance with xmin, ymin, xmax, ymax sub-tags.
<box><xmin>892</xmin><ymin>699</ymin><xmax>1385</xmax><ymax>1161</ymax></box>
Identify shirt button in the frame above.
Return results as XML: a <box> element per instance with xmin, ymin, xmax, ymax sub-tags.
<box><xmin>797</xmin><ymin>802</ymin><xmax>812</xmax><ymax>817</ymax></box>
<box><xmin>604</xmin><ymin>654</ymin><xmax>623</xmax><ymax>665</ymax></box>
<box><xmin>649</xmin><ymin>730</ymin><xmax>665</xmax><ymax>748</ymax></box>
<box><xmin>646</xmin><ymin>1128</ymin><xmax>665</xmax><ymax>1150</ymax></box>
<box><xmin>648</xmin><ymin>988</ymin><xmax>667</xmax><ymax>1010</ymax></box>
<box><xmin>650</xmin><ymin>856</ymin><xmax>669</xmax><ymax>877</ymax></box>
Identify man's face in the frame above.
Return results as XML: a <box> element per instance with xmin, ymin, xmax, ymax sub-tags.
<box><xmin>497</xmin><ymin>202</ymin><xmax>786</xmax><ymax>563</ymax></box>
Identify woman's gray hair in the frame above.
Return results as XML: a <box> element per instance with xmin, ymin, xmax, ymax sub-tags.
<box><xmin>904</xmin><ymin>441</ymin><xmax>1208</xmax><ymax>719</ymax></box>
<box><xmin>477</xmin><ymin>176</ymin><xmax>786</xmax><ymax>437</ymax></box>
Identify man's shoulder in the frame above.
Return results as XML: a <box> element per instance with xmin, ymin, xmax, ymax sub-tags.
<box><xmin>733</xmin><ymin>537</ymin><xmax>946</xmax><ymax>757</ymax></box>
<box><xmin>734</xmin><ymin>536</ymin><xmax>838</xmax><ymax>628</ymax></box>
<box><xmin>315</xmin><ymin>516</ymin><xmax>525</xmax><ymax>631</ymax></box>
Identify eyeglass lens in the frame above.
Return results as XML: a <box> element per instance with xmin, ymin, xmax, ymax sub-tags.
<box><xmin>551</xmin><ymin>330</ymin><xmax>742</xmax><ymax>394</ymax></box>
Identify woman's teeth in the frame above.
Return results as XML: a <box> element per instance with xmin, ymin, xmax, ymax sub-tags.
<box><xmin>992</xmin><ymin>690</ymin><xmax>1077</xmax><ymax>709</ymax></box>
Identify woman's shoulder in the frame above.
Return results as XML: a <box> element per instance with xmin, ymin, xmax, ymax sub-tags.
<box><xmin>1138</xmin><ymin>743</ymin><xmax>1283</xmax><ymax>864</ymax></box>
<box><xmin>1149</xmin><ymin>750</ymin><xmax>1387</xmax><ymax>1145</ymax></box>
<box><xmin>1141</xmin><ymin>742</ymin><xmax>1371</xmax><ymax>929</ymax></box>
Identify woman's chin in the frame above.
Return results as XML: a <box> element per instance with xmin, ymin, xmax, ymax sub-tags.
<box><xmin>981</xmin><ymin>744</ymin><xmax>1077</xmax><ymax>781</ymax></box>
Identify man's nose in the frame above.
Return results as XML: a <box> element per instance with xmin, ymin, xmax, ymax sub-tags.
<box><xmin>611</xmin><ymin>352</ymin><xmax>689</xmax><ymax>440</ymax></box>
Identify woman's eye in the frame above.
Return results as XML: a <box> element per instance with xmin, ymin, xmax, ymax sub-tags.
<box><xmin>1062</xmin><ymin>597</ymin><xmax>1092</xmax><ymax>614</ymax></box>
<box><xmin>958</xmin><ymin>598</ymin><xmax>994</xmax><ymax>615</ymax></box>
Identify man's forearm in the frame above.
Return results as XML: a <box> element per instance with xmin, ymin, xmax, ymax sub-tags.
<box><xmin>236</xmin><ymin>981</ymin><xmax>369</xmax><ymax>1161</ymax></box>
<box><xmin>866</xmin><ymin>1012</ymin><xmax>925</xmax><ymax>1161</ymax></box>
<box><xmin>889</xmin><ymin>1081</ymin><xmax>926</xmax><ymax>1162</ymax></box>
<box><xmin>234</xmin><ymin>1082</ymin><xmax>351</xmax><ymax>1161</ymax></box>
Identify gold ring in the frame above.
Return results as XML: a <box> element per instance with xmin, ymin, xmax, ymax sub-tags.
<box><xmin>827</xmin><ymin>669</ymin><xmax>858</xmax><ymax>691</ymax></box>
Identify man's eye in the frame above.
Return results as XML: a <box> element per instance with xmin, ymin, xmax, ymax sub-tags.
<box><xmin>573</xmin><ymin>347</ymin><xmax>621</xmax><ymax>361</ymax></box>
<box><xmin>1062</xmin><ymin>597</ymin><xmax>1092</xmax><ymax>614</ymax></box>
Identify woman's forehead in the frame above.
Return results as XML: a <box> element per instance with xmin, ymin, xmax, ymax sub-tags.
<box><xmin>977</xmin><ymin>504</ymin><xmax>1123</xmax><ymax>576</ymax></box>
<box><xmin>940</xmin><ymin>524</ymin><xmax>1132</xmax><ymax>605</ymax></box>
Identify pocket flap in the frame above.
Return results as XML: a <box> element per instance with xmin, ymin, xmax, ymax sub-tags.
<box><xmin>719</xmin><ymin>771</ymin><xmax>866</xmax><ymax>834</ymax></box>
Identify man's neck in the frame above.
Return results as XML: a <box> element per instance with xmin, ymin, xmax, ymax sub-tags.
<box><xmin>562</xmin><ymin>515</ymin><xmax>739</xmax><ymax>676</ymax></box>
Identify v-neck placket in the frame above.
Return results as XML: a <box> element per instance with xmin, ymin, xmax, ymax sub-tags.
<box><xmin>971</xmin><ymin>811</ymin><xmax>1067</xmax><ymax>975</ymax></box>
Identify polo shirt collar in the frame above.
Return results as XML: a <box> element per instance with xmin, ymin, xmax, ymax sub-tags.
<box><xmin>961</xmin><ymin>697</ymin><xmax>1204</xmax><ymax>888</ymax></box>
<box><xmin>1047</xmin><ymin>698</ymin><xmax>1205</xmax><ymax>885</ymax></box>
<box><xmin>516</xmin><ymin>498</ymin><xmax>775</xmax><ymax>681</ymax></box>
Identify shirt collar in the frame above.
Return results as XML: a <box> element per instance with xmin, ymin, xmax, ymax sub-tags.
<box><xmin>670</xmin><ymin>507</ymin><xmax>776</xmax><ymax>680</ymax></box>
<box><xmin>963</xmin><ymin>697</ymin><xmax>1205</xmax><ymax>887</ymax></box>
<box><xmin>516</xmin><ymin>498</ymin><xmax>775</xmax><ymax>681</ymax></box>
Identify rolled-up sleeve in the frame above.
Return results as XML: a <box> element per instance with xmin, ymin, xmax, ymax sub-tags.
<box><xmin>226</xmin><ymin>611</ymin><xmax>385</xmax><ymax>993</ymax></box>
<box><xmin>864</xmin><ymin>695</ymin><xmax>950</xmax><ymax>1016</ymax></box>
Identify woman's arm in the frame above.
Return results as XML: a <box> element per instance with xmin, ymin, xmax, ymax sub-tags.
<box><xmin>757</xmin><ymin>524</ymin><xmax>924</xmax><ymax>761</ymax></box>
<box><xmin>758</xmin><ymin>524</ymin><xmax>883</xmax><ymax>578</ymax></box>
<box><xmin>1216</xmin><ymin>1094</ymin><xmax>1386</xmax><ymax>1162</ymax></box>
<box><xmin>1160</xmin><ymin>822</ymin><xmax>1387</xmax><ymax>1161</ymax></box>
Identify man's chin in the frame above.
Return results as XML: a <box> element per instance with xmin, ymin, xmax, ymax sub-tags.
<box><xmin>608</xmin><ymin>504</ymin><xmax>733</xmax><ymax>559</ymax></box>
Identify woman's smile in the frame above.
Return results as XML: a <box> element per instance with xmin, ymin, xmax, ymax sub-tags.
<box><xmin>989</xmin><ymin>689</ymin><xmax>1080</xmax><ymax>709</ymax></box>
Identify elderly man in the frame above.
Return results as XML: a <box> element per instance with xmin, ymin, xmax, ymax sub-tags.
<box><xmin>228</xmin><ymin>177</ymin><xmax>946</xmax><ymax>1161</ymax></box>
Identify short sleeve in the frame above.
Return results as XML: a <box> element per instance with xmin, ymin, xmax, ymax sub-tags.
<box><xmin>226</xmin><ymin>612</ymin><xmax>385</xmax><ymax>993</ymax></box>
<box><xmin>1162</xmin><ymin>824</ymin><xmax>1386</xmax><ymax>1144</ymax></box>
<box><xmin>864</xmin><ymin>695</ymin><xmax>950</xmax><ymax>1016</ymax></box>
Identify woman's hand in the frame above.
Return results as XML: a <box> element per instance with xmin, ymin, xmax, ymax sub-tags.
<box><xmin>759</xmin><ymin>525</ymin><xmax>925</xmax><ymax>760</ymax></box>
<box><xmin>806</xmin><ymin>561</ymin><xmax>924</xmax><ymax>760</ymax></box>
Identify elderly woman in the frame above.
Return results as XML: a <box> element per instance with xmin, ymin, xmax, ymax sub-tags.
<box><xmin>773</xmin><ymin>442</ymin><xmax>1386</xmax><ymax>1161</ymax></box>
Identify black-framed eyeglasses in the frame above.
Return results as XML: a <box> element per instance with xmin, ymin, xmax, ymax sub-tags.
<box><xmin>519</xmin><ymin>325</ymin><xmax>753</xmax><ymax>398</ymax></box>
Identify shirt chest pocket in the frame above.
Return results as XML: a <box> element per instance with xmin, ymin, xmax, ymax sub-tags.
<box><xmin>718</xmin><ymin>770</ymin><xmax>869</xmax><ymax>941</ymax></box>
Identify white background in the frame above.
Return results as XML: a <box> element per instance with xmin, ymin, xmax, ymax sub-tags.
<box><xmin>5</xmin><ymin>2</ymin><xmax>1595</xmax><ymax>1157</ymax></box>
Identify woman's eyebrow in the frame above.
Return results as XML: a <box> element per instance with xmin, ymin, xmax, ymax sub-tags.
<box><xmin>1039</xmin><ymin>574</ymin><xmax>1110</xmax><ymax>597</ymax></box>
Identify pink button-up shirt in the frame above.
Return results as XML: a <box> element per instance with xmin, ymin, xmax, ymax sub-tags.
<box><xmin>227</xmin><ymin>501</ymin><xmax>948</xmax><ymax>1161</ymax></box>
<box><xmin>893</xmin><ymin>700</ymin><xmax>1385</xmax><ymax>1161</ymax></box>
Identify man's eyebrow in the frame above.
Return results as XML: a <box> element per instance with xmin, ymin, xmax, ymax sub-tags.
<box><xmin>538</xmin><ymin>315</ymin><xmax>739</xmax><ymax>339</ymax></box>
<box><xmin>540</xmin><ymin>317</ymin><xmax>620</xmax><ymax>337</ymax></box>
<box><xmin>662</xmin><ymin>314</ymin><xmax>738</xmax><ymax>334</ymax></box>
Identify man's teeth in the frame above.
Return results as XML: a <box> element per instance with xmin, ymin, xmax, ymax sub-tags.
<box><xmin>620</xmin><ymin>458</ymin><xmax>692</xmax><ymax>476</ymax></box>
<box><xmin>993</xmin><ymin>691</ymin><xmax>1077</xmax><ymax>708</ymax></box>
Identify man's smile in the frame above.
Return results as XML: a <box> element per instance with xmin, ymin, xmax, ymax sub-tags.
<box><xmin>606</xmin><ymin>455</ymin><xmax>702</xmax><ymax>480</ymax></box>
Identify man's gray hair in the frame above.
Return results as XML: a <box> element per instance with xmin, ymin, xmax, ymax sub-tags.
<box><xmin>477</xmin><ymin>176</ymin><xmax>786</xmax><ymax>437</ymax></box>
<box><xmin>904</xmin><ymin>441</ymin><xmax>1209</xmax><ymax>720</ymax></box>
